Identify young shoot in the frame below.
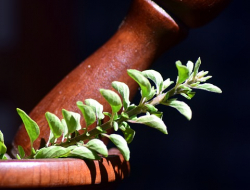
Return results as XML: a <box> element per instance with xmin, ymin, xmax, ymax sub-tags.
<box><xmin>1</xmin><ymin>58</ymin><xmax>221</xmax><ymax>161</ymax></box>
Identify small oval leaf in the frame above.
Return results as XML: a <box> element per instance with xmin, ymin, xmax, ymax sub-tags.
<box><xmin>77</xmin><ymin>101</ymin><xmax>96</xmax><ymax>127</ymax></box>
<box><xmin>0</xmin><ymin>142</ymin><xmax>7</xmax><ymax>155</ymax></box>
<box><xmin>18</xmin><ymin>145</ymin><xmax>25</xmax><ymax>158</ymax></box>
<box><xmin>142</xmin><ymin>70</ymin><xmax>163</xmax><ymax>94</ymax></box>
<box><xmin>68</xmin><ymin>146</ymin><xmax>101</xmax><ymax>160</ymax></box>
<box><xmin>120</xmin><ymin>123</ymin><xmax>135</xmax><ymax>144</ymax></box>
<box><xmin>166</xmin><ymin>99</ymin><xmax>192</xmax><ymax>120</ymax></box>
<box><xmin>127</xmin><ymin>69</ymin><xmax>151</xmax><ymax>98</ymax></box>
<box><xmin>109</xmin><ymin>134</ymin><xmax>130</xmax><ymax>161</ymax></box>
<box><xmin>145</xmin><ymin>104</ymin><xmax>158</xmax><ymax>113</ymax></box>
<box><xmin>16</xmin><ymin>108</ymin><xmax>40</xmax><ymax>147</ymax></box>
<box><xmin>113</xmin><ymin>121</ymin><xmax>119</xmax><ymax>131</ymax></box>
<box><xmin>62</xmin><ymin>109</ymin><xmax>81</xmax><ymax>134</ymax></box>
<box><xmin>100</xmin><ymin>89</ymin><xmax>122</xmax><ymax>113</ymax></box>
<box><xmin>86</xmin><ymin>139</ymin><xmax>108</xmax><ymax>157</ymax></box>
<box><xmin>176</xmin><ymin>61</ymin><xmax>190</xmax><ymax>84</ymax></box>
<box><xmin>193</xmin><ymin>57</ymin><xmax>201</xmax><ymax>77</ymax></box>
<box><xmin>162</xmin><ymin>78</ymin><xmax>174</xmax><ymax>92</ymax></box>
<box><xmin>85</xmin><ymin>99</ymin><xmax>105</xmax><ymax>120</ymax></box>
<box><xmin>34</xmin><ymin>146</ymin><xmax>71</xmax><ymax>159</ymax></box>
<box><xmin>0</xmin><ymin>131</ymin><xmax>6</xmax><ymax>155</ymax></box>
<box><xmin>194</xmin><ymin>83</ymin><xmax>222</xmax><ymax>93</ymax></box>
<box><xmin>132</xmin><ymin>115</ymin><xmax>168</xmax><ymax>134</ymax></box>
<box><xmin>186</xmin><ymin>61</ymin><xmax>194</xmax><ymax>75</ymax></box>
<box><xmin>0</xmin><ymin>130</ymin><xmax>4</xmax><ymax>143</ymax></box>
<box><xmin>112</xmin><ymin>81</ymin><xmax>130</xmax><ymax>110</ymax></box>
<box><xmin>45</xmin><ymin>112</ymin><xmax>63</xmax><ymax>138</ymax></box>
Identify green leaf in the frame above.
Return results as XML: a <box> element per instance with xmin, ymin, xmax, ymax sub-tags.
<box><xmin>193</xmin><ymin>57</ymin><xmax>201</xmax><ymax>78</ymax></box>
<box><xmin>118</xmin><ymin>122</ymin><xmax>126</xmax><ymax>131</ymax></box>
<box><xmin>16</xmin><ymin>154</ymin><xmax>21</xmax><ymax>159</ymax></box>
<box><xmin>113</xmin><ymin>113</ymin><xmax>120</xmax><ymax>120</ymax></box>
<box><xmin>109</xmin><ymin>134</ymin><xmax>130</xmax><ymax>161</ymax></box>
<box><xmin>162</xmin><ymin>78</ymin><xmax>174</xmax><ymax>91</ymax></box>
<box><xmin>178</xmin><ymin>84</ymin><xmax>192</xmax><ymax>93</ymax></box>
<box><xmin>126</xmin><ymin>104</ymin><xmax>137</xmax><ymax>111</ymax></box>
<box><xmin>145</xmin><ymin>104</ymin><xmax>158</xmax><ymax>113</ymax></box>
<box><xmin>0</xmin><ymin>154</ymin><xmax>3</xmax><ymax>160</ymax></box>
<box><xmin>180</xmin><ymin>92</ymin><xmax>196</xmax><ymax>100</ymax></box>
<box><xmin>86</xmin><ymin>139</ymin><xmax>108</xmax><ymax>157</ymax></box>
<box><xmin>0</xmin><ymin>142</ymin><xmax>7</xmax><ymax>155</ymax></box>
<box><xmin>165</xmin><ymin>99</ymin><xmax>192</xmax><ymax>120</ymax></box>
<box><xmin>85</xmin><ymin>99</ymin><xmax>105</xmax><ymax>120</ymax></box>
<box><xmin>61</xmin><ymin>119</ymin><xmax>68</xmax><ymax>140</ymax></box>
<box><xmin>120</xmin><ymin>122</ymin><xmax>135</xmax><ymax>144</ymax></box>
<box><xmin>152</xmin><ymin>111</ymin><xmax>163</xmax><ymax>119</ymax></box>
<box><xmin>47</xmin><ymin>130</ymin><xmax>56</xmax><ymax>146</ymax></box>
<box><xmin>16</xmin><ymin>108</ymin><xmax>40</xmax><ymax>148</ymax></box>
<box><xmin>197</xmin><ymin>70</ymin><xmax>209</xmax><ymax>78</ymax></box>
<box><xmin>0</xmin><ymin>131</ymin><xmax>6</xmax><ymax>155</ymax></box>
<box><xmin>131</xmin><ymin>115</ymin><xmax>168</xmax><ymax>134</ymax></box>
<box><xmin>112</xmin><ymin>81</ymin><xmax>130</xmax><ymax>110</ymax></box>
<box><xmin>103</xmin><ymin>112</ymin><xmax>112</xmax><ymax>118</ymax></box>
<box><xmin>77</xmin><ymin>101</ymin><xmax>96</xmax><ymax>127</ymax></box>
<box><xmin>0</xmin><ymin>130</ymin><xmax>4</xmax><ymax>142</ymax></box>
<box><xmin>62</xmin><ymin>109</ymin><xmax>81</xmax><ymax>134</ymax></box>
<box><xmin>186</xmin><ymin>61</ymin><xmax>194</xmax><ymax>75</ymax></box>
<box><xmin>45</xmin><ymin>112</ymin><xmax>63</xmax><ymax>138</ymax></box>
<box><xmin>127</xmin><ymin>69</ymin><xmax>151</xmax><ymax>98</ymax></box>
<box><xmin>199</xmin><ymin>75</ymin><xmax>212</xmax><ymax>82</ymax></box>
<box><xmin>121</xmin><ymin>112</ymin><xmax>129</xmax><ymax>119</ymax></box>
<box><xmin>100</xmin><ymin>89</ymin><xmax>122</xmax><ymax>113</ymax></box>
<box><xmin>146</xmin><ymin>87</ymin><xmax>156</xmax><ymax>101</ymax></box>
<box><xmin>176</xmin><ymin>61</ymin><xmax>190</xmax><ymax>84</ymax></box>
<box><xmin>142</xmin><ymin>70</ymin><xmax>163</xmax><ymax>94</ymax></box>
<box><xmin>113</xmin><ymin>121</ymin><xmax>119</xmax><ymax>131</ymax></box>
<box><xmin>96</xmin><ymin>126</ymin><xmax>107</xmax><ymax>133</ymax></box>
<box><xmin>68</xmin><ymin>146</ymin><xmax>101</xmax><ymax>160</ymax></box>
<box><xmin>190</xmin><ymin>82</ymin><xmax>200</xmax><ymax>87</ymax></box>
<box><xmin>18</xmin><ymin>145</ymin><xmax>25</xmax><ymax>158</ymax></box>
<box><xmin>194</xmin><ymin>83</ymin><xmax>222</xmax><ymax>93</ymax></box>
<box><xmin>0</xmin><ymin>154</ymin><xmax>7</xmax><ymax>160</ymax></box>
<box><xmin>124</xmin><ymin>128</ymin><xmax>135</xmax><ymax>144</ymax></box>
<box><xmin>34</xmin><ymin>146</ymin><xmax>71</xmax><ymax>159</ymax></box>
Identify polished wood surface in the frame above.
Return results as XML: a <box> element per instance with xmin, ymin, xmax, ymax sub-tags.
<box><xmin>0</xmin><ymin>148</ymin><xmax>129</xmax><ymax>189</ymax></box>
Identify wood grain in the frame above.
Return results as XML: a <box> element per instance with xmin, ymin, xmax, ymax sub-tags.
<box><xmin>0</xmin><ymin>148</ymin><xmax>129</xmax><ymax>189</ymax></box>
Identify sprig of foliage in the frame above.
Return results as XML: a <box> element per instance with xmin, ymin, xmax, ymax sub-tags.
<box><xmin>0</xmin><ymin>130</ymin><xmax>8</xmax><ymax>160</ymax></box>
<box><xmin>1</xmin><ymin>58</ymin><xmax>222</xmax><ymax>161</ymax></box>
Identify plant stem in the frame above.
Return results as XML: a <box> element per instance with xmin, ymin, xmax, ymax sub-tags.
<box><xmin>59</xmin><ymin>86</ymin><xmax>180</xmax><ymax>148</ymax></box>
<box><xmin>59</xmin><ymin>105</ymin><xmax>145</xmax><ymax>147</ymax></box>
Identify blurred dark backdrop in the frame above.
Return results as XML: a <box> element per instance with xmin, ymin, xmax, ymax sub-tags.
<box><xmin>0</xmin><ymin>0</ymin><xmax>249</xmax><ymax>189</ymax></box>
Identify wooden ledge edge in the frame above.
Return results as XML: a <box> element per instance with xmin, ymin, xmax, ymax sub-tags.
<box><xmin>0</xmin><ymin>148</ymin><xmax>130</xmax><ymax>188</ymax></box>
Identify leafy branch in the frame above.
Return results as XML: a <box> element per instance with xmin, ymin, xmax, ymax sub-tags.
<box><xmin>0</xmin><ymin>58</ymin><xmax>221</xmax><ymax>161</ymax></box>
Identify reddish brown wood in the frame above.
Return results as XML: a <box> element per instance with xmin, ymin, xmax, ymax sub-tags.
<box><xmin>0</xmin><ymin>148</ymin><xmax>129</xmax><ymax>189</ymax></box>
<box><xmin>12</xmin><ymin>0</ymin><xmax>187</xmax><ymax>156</ymax></box>
<box><xmin>153</xmin><ymin>0</ymin><xmax>231</xmax><ymax>28</ymax></box>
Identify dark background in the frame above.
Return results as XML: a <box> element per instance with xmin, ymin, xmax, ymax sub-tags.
<box><xmin>0</xmin><ymin>0</ymin><xmax>249</xmax><ymax>189</ymax></box>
